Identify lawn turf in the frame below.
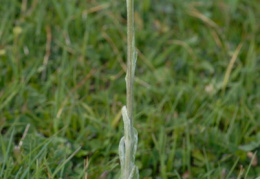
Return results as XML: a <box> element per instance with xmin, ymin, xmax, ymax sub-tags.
<box><xmin>0</xmin><ymin>0</ymin><xmax>260</xmax><ymax>178</ymax></box>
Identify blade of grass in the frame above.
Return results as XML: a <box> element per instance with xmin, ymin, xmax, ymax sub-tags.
<box><xmin>225</xmin><ymin>157</ymin><xmax>239</xmax><ymax>179</ymax></box>
<box><xmin>52</xmin><ymin>147</ymin><xmax>81</xmax><ymax>177</ymax></box>
<box><xmin>244</xmin><ymin>151</ymin><xmax>257</xmax><ymax>178</ymax></box>
<box><xmin>222</xmin><ymin>43</ymin><xmax>243</xmax><ymax>93</ymax></box>
<box><xmin>0</xmin><ymin>129</ymin><xmax>14</xmax><ymax>178</ymax></box>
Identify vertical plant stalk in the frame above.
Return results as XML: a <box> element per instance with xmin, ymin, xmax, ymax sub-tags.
<box><xmin>118</xmin><ymin>0</ymin><xmax>139</xmax><ymax>178</ymax></box>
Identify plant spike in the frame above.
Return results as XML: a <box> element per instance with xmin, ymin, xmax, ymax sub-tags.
<box><xmin>118</xmin><ymin>0</ymin><xmax>139</xmax><ymax>178</ymax></box>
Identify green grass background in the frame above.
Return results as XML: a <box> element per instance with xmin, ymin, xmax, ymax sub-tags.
<box><xmin>0</xmin><ymin>0</ymin><xmax>260</xmax><ymax>178</ymax></box>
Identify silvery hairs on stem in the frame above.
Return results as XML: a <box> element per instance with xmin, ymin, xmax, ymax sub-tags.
<box><xmin>118</xmin><ymin>0</ymin><xmax>139</xmax><ymax>178</ymax></box>
<box><xmin>118</xmin><ymin>32</ymin><xmax>139</xmax><ymax>179</ymax></box>
<box><xmin>119</xmin><ymin>107</ymin><xmax>139</xmax><ymax>179</ymax></box>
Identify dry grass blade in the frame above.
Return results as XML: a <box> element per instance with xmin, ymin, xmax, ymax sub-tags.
<box><xmin>222</xmin><ymin>43</ymin><xmax>243</xmax><ymax>92</ymax></box>
<box><xmin>188</xmin><ymin>8</ymin><xmax>218</xmax><ymax>29</ymax></box>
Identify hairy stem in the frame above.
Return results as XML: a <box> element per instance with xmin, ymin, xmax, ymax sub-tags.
<box><xmin>126</xmin><ymin>0</ymin><xmax>135</xmax><ymax>125</ymax></box>
<box><xmin>118</xmin><ymin>0</ymin><xmax>138</xmax><ymax>178</ymax></box>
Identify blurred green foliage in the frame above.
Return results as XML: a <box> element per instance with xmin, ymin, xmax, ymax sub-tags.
<box><xmin>0</xmin><ymin>0</ymin><xmax>260</xmax><ymax>178</ymax></box>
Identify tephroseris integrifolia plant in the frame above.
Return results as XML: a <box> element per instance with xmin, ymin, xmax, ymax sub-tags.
<box><xmin>118</xmin><ymin>0</ymin><xmax>139</xmax><ymax>178</ymax></box>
